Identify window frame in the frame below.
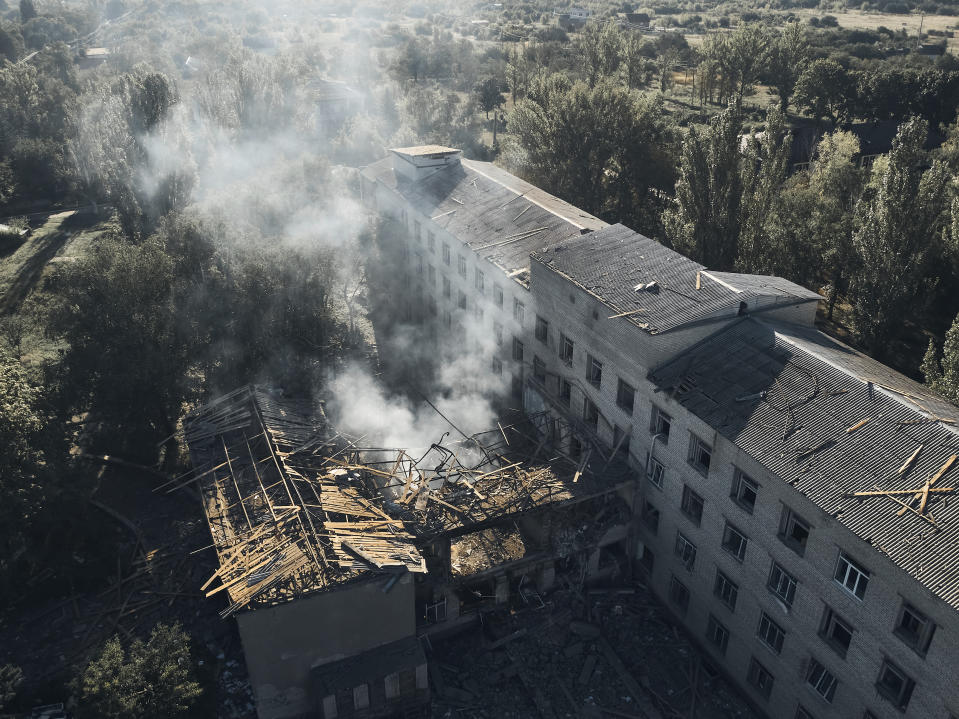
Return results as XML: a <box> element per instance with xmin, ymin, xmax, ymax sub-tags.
<box><xmin>747</xmin><ymin>657</ymin><xmax>774</xmax><ymax>700</ymax></box>
<box><xmin>894</xmin><ymin>601</ymin><xmax>936</xmax><ymax>656</ymax></box>
<box><xmin>706</xmin><ymin>614</ymin><xmax>730</xmax><ymax>655</ymax></box>
<box><xmin>475</xmin><ymin>268</ymin><xmax>485</xmax><ymax>293</ymax></box>
<box><xmin>714</xmin><ymin>569</ymin><xmax>739</xmax><ymax>611</ymax></box>
<box><xmin>427</xmin><ymin>230</ymin><xmax>435</xmax><ymax>252</ymax></box>
<box><xmin>442</xmin><ymin>276</ymin><xmax>451</xmax><ymax>299</ymax></box>
<box><xmin>642</xmin><ymin>498</ymin><xmax>660</xmax><ymax>533</ymax></box>
<box><xmin>819</xmin><ymin>606</ymin><xmax>854</xmax><ymax>659</ymax></box>
<box><xmin>757</xmin><ymin>611</ymin><xmax>786</xmax><ymax>655</ymax></box>
<box><xmin>512</xmin><ymin>337</ymin><xmax>524</xmax><ymax>363</ymax></box>
<box><xmin>559</xmin><ymin>378</ymin><xmax>571</xmax><ymax>406</ymax></box>
<box><xmin>834</xmin><ymin>552</ymin><xmax>870</xmax><ymax>601</ymax></box>
<box><xmin>646</xmin><ymin>454</ymin><xmax>665</xmax><ymax>489</ymax></box>
<box><xmin>650</xmin><ymin>405</ymin><xmax>671</xmax><ymax>444</ymax></box>
<box><xmin>668</xmin><ymin>575</ymin><xmax>691</xmax><ymax>615</ymax></box>
<box><xmin>493</xmin><ymin>284</ymin><xmax>504</xmax><ymax>308</ymax></box>
<box><xmin>532</xmin><ymin>355</ymin><xmax>546</xmax><ymax>384</ymax></box>
<box><xmin>687</xmin><ymin>434</ymin><xmax>712</xmax><ymax>475</ymax></box>
<box><xmin>442</xmin><ymin>242</ymin><xmax>450</xmax><ymax>266</ymax></box>
<box><xmin>779</xmin><ymin>507</ymin><xmax>811</xmax><ymax>556</ymax></box>
<box><xmin>535</xmin><ymin>315</ymin><xmax>549</xmax><ymax>344</ymax></box>
<box><xmin>680</xmin><ymin>485</ymin><xmax>704</xmax><ymax>526</ymax></box>
<box><xmin>583</xmin><ymin>397</ymin><xmax>599</xmax><ymax>430</ymax></box>
<box><xmin>875</xmin><ymin>659</ymin><xmax>915</xmax><ymax>711</ymax></box>
<box><xmin>674</xmin><ymin>531</ymin><xmax>697</xmax><ymax>570</ymax></box>
<box><xmin>805</xmin><ymin>657</ymin><xmax>838</xmax><ymax>704</ymax></box>
<box><xmin>457</xmin><ymin>254</ymin><xmax>467</xmax><ymax>278</ymax></box>
<box><xmin>513</xmin><ymin>298</ymin><xmax>525</xmax><ymax>325</ymax></box>
<box><xmin>616</xmin><ymin>378</ymin><xmax>636</xmax><ymax>415</ymax></box>
<box><xmin>586</xmin><ymin>353</ymin><xmax>603</xmax><ymax>389</ymax></box>
<box><xmin>560</xmin><ymin>333</ymin><xmax>574</xmax><ymax>365</ymax></box>
<box><xmin>722</xmin><ymin>522</ymin><xmax>748</xmax><ymax>562</ymax></box>
<box><xmin>767</xmin><ymin>561</ymin><xmax>798</xmax><ymax>608</ymax></box>
<box><xmin>731</xmin><ymin>470</ymin><xmax>759</xmax><ymax>513</ymax></box>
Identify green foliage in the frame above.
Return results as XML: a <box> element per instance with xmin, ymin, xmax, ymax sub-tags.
<box><xmin>765</xmin><ymin>22</ymin><xmax>809</xmax><ymax>111</ymax></box>
<box><xmin>508</xmin><ymin>73</ymin><xmax>677</xmax><ymax>233</ymax></box>
<box><xmin>795</xmin><ymin>58</ymin><xmax>853</xmax><ymax>124</ymax></box>
<box><xmin>0</xmin><ymin>23</ymin><xmax>25</xmax><ymax>62</ymax></box>
<box><xmin>849</xmin><ymin>118</ymin><xmax>951</xmax><ymax>353</ymax></box>
<box><xmin>922</xmin><ymin>313</ymin><xmax>959</xmax><ymax>404</ymax></box>
<box><xmin>579</xmin><ymin>22</ymin><xmax>622</xmax><ymax>87</ymax></box>
<box><xmin>77</xmin><ymin>623</ymin><xmax>202</xmax><ymax>719</ymax></box>
<box><xmin>0</xmin><ymin>664</ymin><xmax>23</xmax><ymax>710</ymax></box>
<box><xmin>19</xmin><ymin>0</ymin><xmax>37</xmax><ymax>23</ymax></box>
<box><xmin>47</xmin><ymin>232</ymin><xmax>191</xmax><ymax>455</ymax></box>
<box><xmin>474</xmin><ymin>76</ymin><xmax>506</xmax><ymax>119</ymax></box>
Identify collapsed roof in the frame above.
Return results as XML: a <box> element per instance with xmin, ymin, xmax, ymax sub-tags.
<box><xmin>177</xmin><ymin>386</ymin><xmax>632</xmax><ymax>617</ymax></box>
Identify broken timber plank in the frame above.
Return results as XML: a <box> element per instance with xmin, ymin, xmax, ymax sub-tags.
<box><xmin>846</xmin><ymin>418</ymin><xmax>871</xmax><ymax>434</ymax></box>
<box><xmin>897</xmin><ymin>455</ymin><xmax>957</xmax><ymax>516</ymax></box>
<box><xmin>898</xmin><ymin>446</ymin><xmax>922</xmax><ymax>476</ymax></box>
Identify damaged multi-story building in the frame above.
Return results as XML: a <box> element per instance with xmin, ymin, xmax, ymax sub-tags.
<box><xmin>182</xmin><ymin>384</ymin><xmax>636</xmax><ymax>719</ymax></box>
<box><xmin>354</xmin><ymin>145</ymin><xmax>959</xmax><ymax>719</ymax></box>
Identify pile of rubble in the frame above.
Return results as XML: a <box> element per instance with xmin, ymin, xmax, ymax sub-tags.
<box><xmin>428</xmin><ymin>580</ymin><xmax>761</xmax><ymax>719</ymax></box>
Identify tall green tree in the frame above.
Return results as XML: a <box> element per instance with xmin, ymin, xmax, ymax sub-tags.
<box><xmin>474</xmin><ymin>76</ymin><xmax>505</xmax><ymax>120</ymax></box>
<box><xmin>727</xmin><ymin>24</ymin><xmax>769</xmax><ymax>102</ymax></box>
<box><xmin>77</xmin><ymin>623</ymin><xmax>202</xmax><ymax>719</ymax></box>
<box><xmin>579</xmin><ymin>22</ymin><xmax>622</xmax><ymax>88</ymax></box>
<box><xmin>795</xmin><ymin>59</ymin><xmax>853</xmax><ymax>124</ymax></box>
<box><xmin>922</xmin><ymin>311</ymin><xmax>959</xmax><ymax>405</ymax></box>
<box><xmin>509</xmin><ymin>74</ymin><xmax>676</xmax><ymax>233</ymax></box>
<box><xmin>849</xmin><ymin>118</ymin><xmax>951</xmax><ymax>354</ymax></box>
<box><xmin>663</xmin><ymin>106</ymin><xmax>744</xmax><ymax>269</ymax></box>
<box><xmin>765</xmin><ymin>22</ymin><xmax>809</xmax><ymax>112</ymax></box>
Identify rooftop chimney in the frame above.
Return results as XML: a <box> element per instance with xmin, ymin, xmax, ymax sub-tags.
<box><xmin>390</xmin><ymin>145</ymin><xmax>462</xmax><ymax>182</ymax></box>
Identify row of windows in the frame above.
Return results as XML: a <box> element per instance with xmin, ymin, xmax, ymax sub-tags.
<box><xmin>667</xmin><ymin>576</ymin><xmax>920</xmax><ymax>714</ymax></box>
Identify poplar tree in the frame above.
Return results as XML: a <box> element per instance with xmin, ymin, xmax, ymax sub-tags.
<box><xmin>849</xmin><ymin>118</ymin><xmax>951</xmax><ymax>354</ymax></box>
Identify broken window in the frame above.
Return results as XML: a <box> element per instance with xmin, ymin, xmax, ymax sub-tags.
<box><xmin>442</xmin><ymin>242</ymin><xmax>450</xmax><ymax>266</ymax></box>
<box><xmin>494</xmin><ymin>284</ymin><xmax>504</xmax><ymax>308</ymax></box>
<box><xmin>806</xmin><ymin>657</ymin><xmax>838</xmax><ymax>703</ymax></box>
<box><xmin>642</xmin><ymin>499</ymin><xmax>660</xmax><ymax>533</ymax></box>
<box><xmin>687</xmin><ymin>434</ymin><xmax>712</xmax><ymax>475</ymax></box>
<box><xmin>669</xmin><ymin>575</ymin><xmax>690</xmax><ymax>615</ymax></box>
<box><xmin>457</xmin><ymin>290</ymin><xmax>467</xmax><ymax>310</ymax></box>
<box><xmin>612</xmin><ymin>425</ymin><xmax>630</xmax><ymax>458</ymax></box>
<box><xmin>747</xmin><ymin>657</ymin><xmax>774</xmax><ymax>699</ymax></box>
<box><xmin>560</xmin><ymin>333</ymin><xmax>574</xmax><ymax>365</ymax></box>
<box><xmin>491</xmin><ymin>357</ymin><xmax>502</xmax><ymax>375</ymax></box>
<box><xmin>513</xmin><ymin>298</ymin><xmax>525</xmax><ymax>325</ymax></box>
<box><xmin>714</xmin><ymin>569</ymin><xmax>738</xmax><ymax>610</ymax></box>
<box><xmin>494</xmin><ymin>320</ymin><xmax>503</xmax><ymax>346</ymax></box>
<box><xmin>680</xmin><ymin>485</ymin><xmax>704</xmax><ymax>526</ymax></box>
<box><xmin>778</xmin><ymin>507</ymin><xmax>811</xmax><ymax>556</ymax></box>
<box><xmin>757</xmin><ymin>612</ymin><xmax>786</xmax><ymax>654</ymax></box>
<box><xmin>586</xmin><ymin>354</ymin><xmax>603</xmax><ymax>388</ymax></box>
<box><xmin>894</xmin><ymin>602</ymin><xmax>935</xmax><ymax>655</ymax></box>
<box><xmin>674</xmin><ymin>531</ymin><xmax>696</xmax><ymax>570</ymax></box>
<box><xmin>876</xmin><ymin>659</ymin><xmax>914</xmax><ymax>710</ymax></box>
<box><xmin>834</xmin><ymin>552</ymin><xmax>869</xmax><ymax>600</ymax></box>
<box><xmin>583</xmin><ymin>397</ymin><xmax>599</xmax><ymax>430</ymax></box>
<box><xmin>819</xmin><ymin>606</ymin><xmax>854</xmax><ymax>658</ymax></box>
<box><xmin>731</xmin><ymin>470</ymin><xmax>759</xmax><ymax>513</ymax></box>
<box><xmin>767</xmin><ymin>562</ymin><xmax>797</xmax><ymax>607</ymax></box>
<box><xmin>706</xmin><ymin>615</ymin><xmax>729</xmax><ymax>655</ymax></box>
<box><xmin>413</xmin><ymin>220</ymin><xmax>422</xmax><ymax>242</ymax></box>
<box><xmin>722</xmin><ymin>522</ymin><xmax>748</xmax><ymax>562</ymax></box>
<box><xmin>353</xmin><ymin>684</ymin><xmax>369</xmax><ymax>710</ymax></box>
<box><xmin>533</xmin><ymin>355</ymin><xmax>546</xmax><ymax>384</ymax></box>
<box><xmin>535</xmin><ymin>315</ymin><xmax>549</xmax><ymax>344</ymax></box>
<box><xmin>616</xmin><ymin>378</ymin><xmax>635</xmax><ymax>414</ymax></box>
<box><xmin>475</xmin><ymin>268</ymin><xmax>485</xmax><ymax>293</ymax></box>
<box><xmin>559</xmin><ymin>378</ymin><xmax>571</xmax><ymax>406</ymax></box>
<box><xmin>646</xmin><ymin>454</ymin><xmax>665</xmax><ymax>489</ymax></box>
<box><xmin>650</xmin><ymin>406</ymin><xmax>671</xmax><ymax>443</ymax></box>
<box><xmin>512</xmin><ymin>337</ymin><xmax>524</xmax><ymax>362</ymax></box>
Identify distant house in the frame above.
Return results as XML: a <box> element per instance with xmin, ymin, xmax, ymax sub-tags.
<box><xmin>556</xmin><ymin>7</ymin><xmax>590</xmax><ymax>29</ymax></box>
<box><xmin>788</xmin><ymin>120</ymin><xmax>946</xmax><ymax>172</ymax></box>
<box><xmin>625</xmin><ymin>12</ymin><xmax>650</xmax><ymax>27</ymax></box>
<box><xmin>76</xmin><ymin>47</ymin><xmax>110</xmax><ymax>68</ymax></box>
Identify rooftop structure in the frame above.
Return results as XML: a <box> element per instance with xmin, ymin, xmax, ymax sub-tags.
<box><xmin>532</xmin><ymin>223</ymin><xmax>819</xmax><ymax>334</ymax></box>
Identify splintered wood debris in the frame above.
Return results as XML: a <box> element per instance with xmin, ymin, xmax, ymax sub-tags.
<box><xmin>174</xmin><ymin>387</ymin><xmax>631</xmax><ymax>617</ymax></box>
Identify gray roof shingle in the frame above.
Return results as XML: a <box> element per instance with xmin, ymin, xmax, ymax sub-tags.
<box><xmin>650</xmin><ymin>318</ymin><xmax>959</xmax><ymax>609</ymax></box>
